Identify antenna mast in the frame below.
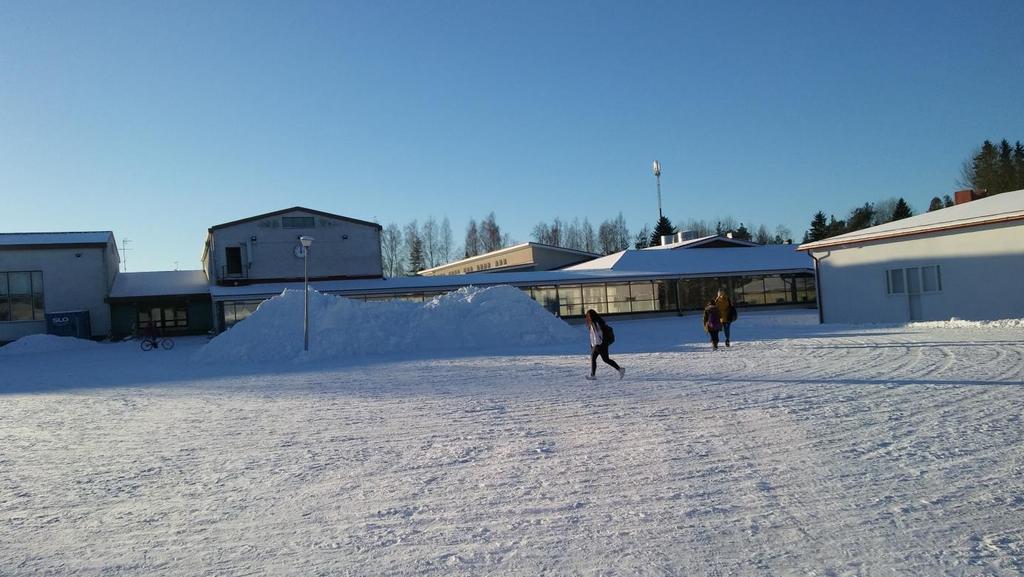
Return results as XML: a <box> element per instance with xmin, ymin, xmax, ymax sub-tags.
<box><xmin>652</xmin><ymin>160</ymin><xmax>663</xmax><ymax>219</ymax></box>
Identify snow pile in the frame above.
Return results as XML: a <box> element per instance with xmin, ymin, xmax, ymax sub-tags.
<box><xmin>0</xmin><ymin>334</ymin><xmax>99</xmax><ymax>355</ymax></box>
<box><xmin>912</xmin><ymin>317</ymin><xmax>1024</xmax><ymax>329</ymax></box>
<box><xmin>194</xmin><ymin>285</ymin><xmax>579</xmax><ymax>363</ymax></box>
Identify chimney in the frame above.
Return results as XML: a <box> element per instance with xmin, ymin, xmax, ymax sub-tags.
<box><xmin>954</xmin><ymin>189</ymin><xmax>987</xmax><ymax>205</ymax></box>
<box><xmin>726</xmin><ymin>232</ymin><xmax>734</xmax><ymax>239</ymax></box>
<box><xmin>660</xmin><ymin>234</ymin><xmax>675</xmax><ymax>246</ymax></box>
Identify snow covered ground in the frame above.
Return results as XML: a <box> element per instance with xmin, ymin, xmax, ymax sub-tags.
<box><xmin>1</xmin><ymin>295</ymin><xmax>1023</xmax><ymax>576</ymax></box>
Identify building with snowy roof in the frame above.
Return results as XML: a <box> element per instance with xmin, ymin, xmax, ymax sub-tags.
<box><xmin>418</xmin><ymin>242</ymin><xmax>599</xmax><ymax>276</ymax></box>
<box><xmin>798</xmin><ymin>188</ymin><xmax>1024</xmax><ymax>323</ymax></box>
<box><xmin>211</xmin><ymin>238</ymin><xmax>814</xmax><ymax>329</ymax></box>
<box><xmin>0</xmin><ymin>232</ymin><xmax>119</xmax><ymax>343</ymax></box>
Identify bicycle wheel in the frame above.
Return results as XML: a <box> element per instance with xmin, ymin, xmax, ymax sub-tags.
<box><xmin>141</xmin><ymin>339</ymin><xmax>155</xmax><ymax>351</ymax></box>
<box><xmin>160</xmin><ymin>338</ymin><xmax>175</xmax><ymax>350</ymax></box>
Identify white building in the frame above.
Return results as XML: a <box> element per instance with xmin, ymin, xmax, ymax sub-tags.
<box><xmin>798</xmin><ymin>189</ymin><xmax>1024</xmax><ymax>323</ymax></box>
<box><xmin>0</xmin><ymin>232</ymin><xmax>120</xmax><ymax>342</ymax></box>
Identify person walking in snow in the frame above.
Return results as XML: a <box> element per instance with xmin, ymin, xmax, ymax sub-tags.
<box><xmin>714</xmin><ymin>288</ymin><xmax>735</xmax><ymax>347</ymax></box>
<box><xmin>703</xmin><ymin>301</ymin><xmax>722</xmax><ymax>350</ymax></box>
<box><xmin>584</xmin><ymin>309</ymin><xmax>625</xmax><ymax>380</ymax></box>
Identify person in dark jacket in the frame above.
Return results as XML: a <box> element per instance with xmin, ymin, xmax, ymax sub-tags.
<box><xmin>703</xmin><ymin>301</ymin><xmax>722</xmax><ymax>350</ymax></box>
<box><xmin>714</xmin><ymin>289</ymin><xmax>734</xmax><ymax>347</ymax></box>
<box><xmin>584</xmin><ymin>309</ymin><xmax>625</xmax><ymax>380</ymax></box>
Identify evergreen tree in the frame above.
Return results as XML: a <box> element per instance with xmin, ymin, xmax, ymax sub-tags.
<box><xmin>846</xmin><ymin>203</ymin><xmax>875</xmax><ymax>232</ymax></box>
<box><xmin>804</xmin><ymin>211</ymin><xmax>829</xmax><ymax>243</ymax></box>
<box><xmin>928</xmin><ymin>197</ymin><xmax>944</xmax><ymax>212</ymax></box>
<box><xmin>827</xmin><ymin>215</ymin><xmax>846</xmax><ymax>238</ymax></box>
<box><xmin>649</xmin><ymin>216</ymin><xmax>677</xmax><ymax>246</ymax></box>
<box><xmin>943</xmin><ymin>194</ymin><xmax>954</xmax><ymax>208</ymax></box>
<box><xmin>891</xmin><ymin>198</ymin><xmax>913</xmax><ymax>221</ymax></box>
<box><xmin>407</xmin><ymin>236</ymin><xmax>424</xmax><ymax>273</ymax></box>
<box><xmin>733</xmin><ymin>222</ymin><xmax>751</xmax><ymax>241</ymax></box>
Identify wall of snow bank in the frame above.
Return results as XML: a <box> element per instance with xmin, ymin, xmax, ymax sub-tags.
<box><xmin>0</xmin><ymin>334</ymin><xmax>99</xmax><ymax>355</ymax></box>
<box><xmin>194</xmin><ymin>285</ymin><xmax>579</xmax><ymax>363</ymax></box>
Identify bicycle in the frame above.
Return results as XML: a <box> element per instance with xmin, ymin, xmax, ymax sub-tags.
<box><xmin>140</xmin><ymin>336</ymin><xmax>174</xmax><ymax>351</ymax></box>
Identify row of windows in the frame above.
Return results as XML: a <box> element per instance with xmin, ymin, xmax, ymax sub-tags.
<box><xmin>887</xmin><ymin>265</ymin><xmax>942</xmax><ymax>295</ymax></box>
<box><xmin>459</xmin><ymin>258</ymin><xmax>510</xmax><ymax>274</ymax></box>
<box><xmin>0</xmin><ymin>271</ymin><xmax>45</xmax><ymax>322</ymax></box>
<box><xmin>219</xmin><ymin>273</ymin><xmax>816</xmax><ymax>328</ymax></box>
<box><xmin>137</xmin><ymin>306</ymin><xmax>189</xmax><ymax>332</ymax></box>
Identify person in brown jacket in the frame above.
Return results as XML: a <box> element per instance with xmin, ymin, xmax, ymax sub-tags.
<box><xmin>714</xmin><ymin>289</ymin><xmax>733</xmax><ymax>347</ymax></box>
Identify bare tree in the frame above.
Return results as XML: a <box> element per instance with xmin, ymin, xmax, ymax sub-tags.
<box><xmin>421</xmin><ymin>217</ymin><xmax>438</xmax><ymax>268</ymax></box>
<box><xmin>438</xmin><ymin>217</ymin><xmax>453</xmax><ymax>265</ymax></box>
<box><xmin>581</xmin><ymin>218</ymin><xmax>597</xmax><ymax>253</ymax></box>
<box><xmin>381</xmin><ymin>223</ymin><xmax>404</xmax><ymax>277</ymax></box>
<box><xmin>754</xmin><ymin>224</ymin><xmax>772</xmax><ymax>244</ymax></box>
<box><xmin>773</xmin><ymin>224</ymin><xmax>793</xmax><ymax>244</ymax></box>
<box><xmin>564</xmin><ymin>218</ymin><xmax>583</xmax><ymax>251</ymax></box>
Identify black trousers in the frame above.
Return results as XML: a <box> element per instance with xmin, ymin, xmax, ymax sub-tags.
<box><xmin>708</xmin><ymin>329</ymin><xmax>720</xmax><ymax>348</ymax></box>
<box><xmin>591</xmin><ymin>344</ymin><xmax>621</xmax><ymax>375</ymax></box>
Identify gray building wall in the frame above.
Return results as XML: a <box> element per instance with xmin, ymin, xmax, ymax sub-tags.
<box><xmin>0</xmin><ymin>243</ymin><xmax>118</xmax><ymax>341</ymax></box>
<box><xmin>811</xmin><ymin>220</ymin><xmax>1024</xmax><ymax>323</ymax></box>
<box><xmin>206</xmin><ymin>210</ymin><xmax>383</xmax><ymax>284</ymax></box>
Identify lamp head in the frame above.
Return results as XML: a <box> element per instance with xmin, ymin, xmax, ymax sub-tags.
<box><xmin>299</xmin><ymin>236</ymin><xmax>314</xmax><ymax>248</ymax></box>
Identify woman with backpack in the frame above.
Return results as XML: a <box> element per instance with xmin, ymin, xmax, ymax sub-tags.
<box><xmin>703</xmin><ymin>301</ymin><xmax>723</xmax><ymax>350</ymax></box>
<box><xmin>584</xmin><ymin>309</ymin><xmax>625</xmax><ymax>380</ymax></box>
<box><xmin>714</xmin><ymin>288</ymin><xmax>735</xmax><ymax>347</ymax></box>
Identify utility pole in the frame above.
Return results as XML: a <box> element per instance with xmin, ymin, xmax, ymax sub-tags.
<box><xmin>120</xmin><ymin>238</ymin><xmax>132</xmax><ymax>272</ymax></box>
<box><xmin>652</xmin><ymin>160</ymin><xmax>663</xmax><ymax>219</ymax></box>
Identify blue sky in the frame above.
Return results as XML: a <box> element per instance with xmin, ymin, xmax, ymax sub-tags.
<box><xmin>2</xmin><ymin>1</ymin><xmax>1023</xmax><ymax>271</ymax></box>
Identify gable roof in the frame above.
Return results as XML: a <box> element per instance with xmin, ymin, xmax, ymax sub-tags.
<box><xmin>799</xmin><ymin>189</ymin><xmax>1024</xmax><ymax>251</ymax></box>
<box><xmin>565</xmin><ymin>245</ymin><xmax>812</xmax><ymax>274</ymax></box>
<box><xmin>208</xmin><ymin>207</ymin><xmax>382</xmax><ymax>232</ymax></box>
<box><xmin>642</xmin><ymin>234</ymin><xmax>760</xmax><ymax>250</ymax></box>
<box><xmin>0</xmin><ymin>231</ymin><xmax>116</xmax><ymax>250</ymax></box>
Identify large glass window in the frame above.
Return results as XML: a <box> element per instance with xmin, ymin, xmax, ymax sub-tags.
<box><xmin>223</xmin><ymin>300</ymin><xmax>265</xmax><ymax>328</ymax></box>
<box><xmin>736</xmin><ymin>276</ymin><xmax>766</xmax><ymax>306</ymax></box>
<box><xmin>629</xmin><ymin>281</ymin><xmax>656</xmax><ymax>312</ymax></box>
<box><xmin>655</xmin><ymin>280</ymin><xmax>677</xmax><ymax>312</ymax></box>
<box><xmin>0</xmin><ymin>271</ymin><xmax>45</xmax><ymax>322</ymax></box>
<box><xmin>582</xmin><ymin>284</ymin><xmax>607</xmax><ymax>314</ymax></box>
<box><xmin>887</xmin><ymin>266</ymin><xmax>941</xmax><ymax>296</ymax></box>
<box><xmin>921</xmin><ymin>266</ymin><xmax>941</xmax><ymax>292</ymax></box>
<box><xmin>796</xmin><ymin>274</ymin><xmax>816</xmax><ymax>303</ymax></box>
<box><xmin>606</xmin><ymin>283</ymin><xmax>631</xmax><ymax>314</ymax></box>
<box><xmin>763</xmin><ymin>275</ymin><xmax>788</xmax><ymax>305</ymax></box>
<box><xmin>531</xmin><ymin>285</ymin><xmax>559</xmax><ymax>316</ymax></box>
<box><xmin>558</xmin><ymin>285</ymin><xmax>584</xmax><ymax>317</ymax></box>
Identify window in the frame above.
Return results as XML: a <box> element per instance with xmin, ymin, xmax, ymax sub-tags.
<box><xmin>887</xmin><ymin>266</ymin><xmax>941</xmax><ymax>295</ymax></box>
<box><xmin>222</xmin><ymin>300</ymin><xmax>264</xmax><ymax>328</ymax></box>
<box><xmin>582</xmin><ymin>284</ymin><xmax>607</xmax><ymax>314</ymax></box>
<box><xmin>558</xmin><ymin>285</ymin><xmax>584</xmax><ymax>317</ymax></box>
<box><xmin>606</xmin><ymin>283</ymin><xmax>631</xmax><ymax>314</ymax></box>
<box><xmin>922</xmin><ymin>266</ymin><xmax>941</xmax><ymax>292</ymax></box>
<box><xmin>0</xmin><ymin>271</ymin><xmax>45</xmax><ymax>322</ymax></box>
<box><xmin>887</xmin><ymin>269</ymin><xmax>905</xmax><ymax>294</ymax></box>
<box><xmin>629</xmin><ymin>281</ymin><xmax>657</xmax><ymax>312</ymax></box>
<box><xmin>138</xmin><ymin>305</ymin><xmax>188</xmax><ymax>331</ymax></box>
<box><xmin>530</xmin><ymin>285</ymin><xmax>559</xmax><ymax>316</ymax></box>
<box><xmin>225</xmin><ymin>247</ymin><xmax>243</xmax><ymax>276</ymax></box>
<box><xmin>282</xmin><ymin>216</ymin><xmax>315</xmax><ymax>229</ymax></box>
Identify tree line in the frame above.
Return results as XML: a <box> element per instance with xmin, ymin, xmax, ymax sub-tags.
<box><xmin>805</xmin><ymin>137</ymin><xmax>1022</xmax><ymax>243</ymax></box>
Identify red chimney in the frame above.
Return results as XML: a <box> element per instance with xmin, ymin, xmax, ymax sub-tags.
<box><xmin>954</xmin><ymin>189</ymin><xmax>987</xmax><ymax>205</ymax></box>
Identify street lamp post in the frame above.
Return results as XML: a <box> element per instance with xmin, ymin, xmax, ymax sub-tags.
<box><xmin>300</xmin><ymin>236</ymin><xmax>314</xmax><ymax>352</ymax></box>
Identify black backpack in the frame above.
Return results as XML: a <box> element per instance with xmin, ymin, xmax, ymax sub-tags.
<box><xmin>728</xmin><ymin>304</ymin><xmax>738</xmax><ymax>322</ymax></box>
<box><xmin>602</xmin><ymin>323</ymin><xmax>615</xmax><ymax>345</ymax></box>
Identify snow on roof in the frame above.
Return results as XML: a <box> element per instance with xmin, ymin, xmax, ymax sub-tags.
<box><xmin>109</xmin><ymin>270</ymin><xmax>210</xmax><ymax>299</ymax></box>
<box><xmin>0</xmin><ymin>231</ymin><xmax>114</xmax><ymax>247</ymax></box>
<box><xmin>566</xmin><ymin>245</ymin><xmax>812</xmax><ymax>274</ymax></box>
<box><xmin>209</xmin><ymin>246</ymin><xmax>812</xmax><ymax>301</ymax></box>
<box><xmin>642</xmin><ymin>234</ymin><xmax>759</xmax><ymax>250</ymax></box>
<box><xmin>799</xmin><ymin>188</ymin><xmax>1024</xmax><ymax>250</ymax></box>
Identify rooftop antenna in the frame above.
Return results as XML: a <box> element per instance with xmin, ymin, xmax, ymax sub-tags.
<box><xmin>120</xmin><ymin>238</ymin><xmax>132</xmax><ymax>272</ymax></box>
<box><xmin>652</xmin><ymin>160</ymin><xmax>663</xmax><ymax>219</ymax></box>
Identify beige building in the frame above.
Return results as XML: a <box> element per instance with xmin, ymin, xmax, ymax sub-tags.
<box><xmin>418</xmin><ymin>242</ymin><xmax>599</xmax><ymax>276</ymax></box>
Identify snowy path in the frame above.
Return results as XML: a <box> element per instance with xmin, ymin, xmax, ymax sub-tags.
<box><xmin>2</xmin><ymin>312</ymin><xmax>1023</xmax><ymax>576</ymax></box>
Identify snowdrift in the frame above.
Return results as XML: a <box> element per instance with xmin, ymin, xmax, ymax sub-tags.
<box><xmin>0</xmin><ymin>334</ymin><xmax>99</xmax><ymax>355</ymax></box>
<box><xmin>194</xmin><ymin>285</ymin><xmax>579</xmax><ymax>363</ymax></box>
